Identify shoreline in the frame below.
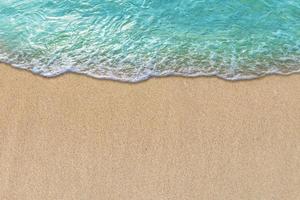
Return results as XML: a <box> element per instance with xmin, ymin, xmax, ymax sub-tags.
<box><xmin>0</xmin><ymin>63</ymin><xmax>299</xmax><ymax>199</ymax></box>
<box><xmin>1</xmin><ymin>61</ymin><xmax>300</xmax><ymax>83</ymax></box>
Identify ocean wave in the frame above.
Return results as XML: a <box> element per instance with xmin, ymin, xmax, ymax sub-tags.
<box><xmin>0</xmin><ymin>0</ymin><xmax>299</xmax><ymax>82</ymax></box>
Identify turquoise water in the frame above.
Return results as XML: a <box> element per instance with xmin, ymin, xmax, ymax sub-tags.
<box><xmin>0</xmin><ymin>0</ymin><xmax>299</xmax><ymax>82</ymax></box>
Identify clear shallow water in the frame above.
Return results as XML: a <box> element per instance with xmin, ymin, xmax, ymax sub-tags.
<box><xmin>0</xmin><ymin>0</ymin><xmax>300</xmax><ymax>82</ymax></box>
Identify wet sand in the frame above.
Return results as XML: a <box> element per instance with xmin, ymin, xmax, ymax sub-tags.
<box><xmin>0</xmin><ymin>63</ymin><xmax>299</xmax><ymax>199</ymax></box>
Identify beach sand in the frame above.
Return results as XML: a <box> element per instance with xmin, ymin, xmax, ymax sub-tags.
<box><xmin>0</xmin><ymin>63</ymin><xmax>299</xmax><ymax>199</ymax></box>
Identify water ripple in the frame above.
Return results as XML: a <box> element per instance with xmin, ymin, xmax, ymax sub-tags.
<box><xmin>0</xmin><ymin>0</ymin><xmax>299</xmax><ymax>82</ymax></box>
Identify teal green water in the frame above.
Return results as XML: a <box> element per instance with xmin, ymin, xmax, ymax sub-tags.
<box><xmin>0</xmin><ymin>0</ymin><xmax>299</xmax><ymax>81</ymax></box>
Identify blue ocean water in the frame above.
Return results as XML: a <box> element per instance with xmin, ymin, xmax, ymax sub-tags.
<box><xmin>0</xmin><ymin>0</ymin><xmax>299</xmax><ymax>82</ymax></box>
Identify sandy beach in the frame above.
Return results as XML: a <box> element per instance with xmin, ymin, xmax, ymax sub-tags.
<box><xmin>0</xmin><ymin>63</ymin><xmax>299</xmax><ymax>199</ymax></box>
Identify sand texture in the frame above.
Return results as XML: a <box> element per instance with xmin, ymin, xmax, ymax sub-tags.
<box><xmin>0</xmin><ymin>63</ymin><xmax>300</xmax><ymax>199</ymax></box>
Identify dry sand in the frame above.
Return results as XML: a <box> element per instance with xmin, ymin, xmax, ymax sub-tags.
<box><xmin>0</xmin><ymin>63</ymin><xmax>299</xmax><ymax>199</ymax></box>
